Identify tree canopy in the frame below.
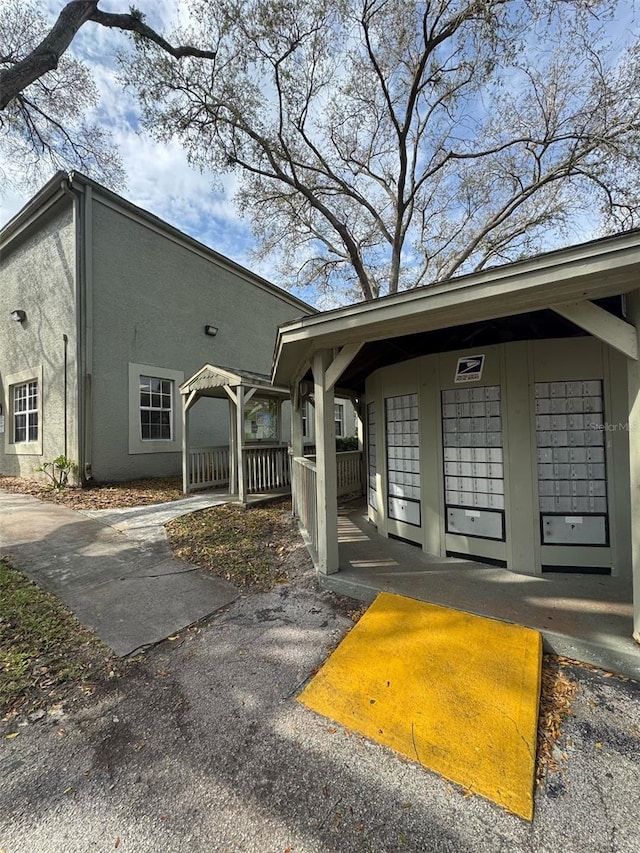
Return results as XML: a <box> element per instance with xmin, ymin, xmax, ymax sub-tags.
<box><xmin>3</xmin><ymin>1</ymin><xmax>640</xmax><ymax>303</ymax></box>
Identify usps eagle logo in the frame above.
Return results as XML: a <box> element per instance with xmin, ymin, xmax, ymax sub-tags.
<box><xmin>454</xmin><ymin>354</ymin><xmax>485</xmax><ymax>383</ymax></box>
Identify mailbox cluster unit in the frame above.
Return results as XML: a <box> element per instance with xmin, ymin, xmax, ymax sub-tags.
<box><xmin>535</xmin><ymin>380</ymin><xmax>609</xmax><ymax>546</ymax></box>
<box><xmin>442</xmin><ymin>385</ymin><xmax>505</xmax><ymax>542</ymax></box>
<box><xmin>364</xmin><ymin>337</ymin><xmax>631</xmax><ymax>577</ymax></box>
<box><xmin>367</xmin><ymin>401</ymin><xmax>377</xmax><ymax>509</ymax></box>
<box><xmin>385</xmin><ymin>394</ymin><xmax>421</xmax><ymax>526</ymax></box>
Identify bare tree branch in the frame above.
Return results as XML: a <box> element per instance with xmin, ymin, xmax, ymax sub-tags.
<box><xmin>0</xmin><ymin>0</ymin><xmax>216</xmax><ymax>111</ymax></box>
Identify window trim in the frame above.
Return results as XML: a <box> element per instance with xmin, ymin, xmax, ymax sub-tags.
<box><xmin>128</xmin><ymin>363</ymin><xmax>184</xmax><ymax>455</ymax></box>
<box><xmin>3</xmin><ymin>366</ymin><xmax>43</xmax><ymax>456</ymax></box>
<box><xmin>334</xmin><ymin>402</ymin><xmax>345</xmax><ymax>437</ymax></box>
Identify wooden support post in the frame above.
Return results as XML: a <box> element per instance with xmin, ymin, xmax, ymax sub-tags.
<box><xmin>627</xmin><ymin>293</ymin><xmax>640</xmax><ymax>644</ymax></box>
<box><xmin>291</xmin><ymin>383</ymin><xmax>304</xmax><ymax>459</ymax></box>
<box><xmin>228</xmin><ymin>397</ymin><xmax>237</xmax><ymax>495</ymax></box>
<box><xmin>627</xmin><ymin>291</ymin><xmax>640</xmax><ymax>643</ymax></box>
<box><xmin>237</xmin><ymin>385</ymin><xmax>246</xmax><ymax>504</ymax></box>
<box><xmin>290</xmin><ymin>383</ymin><xmax>304</xmax><ymax>519</ymax></box>
<box><xmin>313</xmin><ymin>350</ymin><xmax>339</xmax><ymax>574</ymax></box>
<box><xmin>182</xmin><ymin>397</ymin><xmax>190</xmax><ymax>495</ymax></box>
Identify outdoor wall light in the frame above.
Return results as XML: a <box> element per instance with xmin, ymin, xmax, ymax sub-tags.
<box><xmin>10</xmin><ymin>309</ymin><xmax>26</xmax><ymax>323</ymax></box>
<box><xmin>204</xmin><ymin>324</ymin><xmax>218</xmax><ymax>337</ymax></box>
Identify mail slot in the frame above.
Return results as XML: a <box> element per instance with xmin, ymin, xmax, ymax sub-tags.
<box><xmin>447</xmin><ymin>507</ymin><xmax>504</xmax><ymax>540</ymax></box>
<box><xmin>542</xmin><ymin>514</ymin><xmax>608</xmax><ymax>546</ymax></box>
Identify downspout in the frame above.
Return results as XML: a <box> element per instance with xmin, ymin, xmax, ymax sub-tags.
<box><xmin>60</xmin><ymin>174</ymin><xmax>94</xmax><ymax>482</ymax></box>
<box><xmin>62</xmin><ymin>333</ymin><xmax>68</xmax><ymax>458</ymax></box>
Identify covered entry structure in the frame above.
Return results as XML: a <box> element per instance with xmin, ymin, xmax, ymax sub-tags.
<box><xmin>272</xmin><ymin>229</ymin><xmax>640</xmax><ymax>651</ymax></box>
<box><xmin>180</xmin><ymin>365</ymin><xmax>291</xmax><ymax>502</ymax></box>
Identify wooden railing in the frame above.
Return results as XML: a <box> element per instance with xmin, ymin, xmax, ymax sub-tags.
<box><xmin>304</xmin><ymin>451</ymin><xmax>363</xmax><ymax>497</ymax></box>
<box><xmin>244</xmin><ymin>444</ymin><xmax>291</xmax><ymax>493</ymax></box>
<box><xmin>291</xmin><ymin>455</ymin><xmax>318</xmax><ymax>558</ymax></box>
<box><xmin>188</xmin><ymin>446</ymin><xmax>230</xmax><ymax>490</ymax></box>
<box><xmin>336</xmin><ymin>450</ymin><xmax>362</xmax><ymax>496</ymax></box>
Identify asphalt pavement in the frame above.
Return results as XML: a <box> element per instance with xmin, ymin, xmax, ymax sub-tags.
<box><xmin>2</xmin><ymin>570</ymin><xmax>639</xmax><ymax>853</ymax></box>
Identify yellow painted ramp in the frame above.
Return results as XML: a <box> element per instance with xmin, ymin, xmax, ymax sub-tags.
<box><xmin>299</xmin><ymin>593</ymin><xmax>542</xmax><ymax>820</ymax></box>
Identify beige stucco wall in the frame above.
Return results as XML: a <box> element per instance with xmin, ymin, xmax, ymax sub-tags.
<box><xmin>0</xmin><ymin>202</ymin><xmax>79</xmax><ymax>479</ymax></box>
<box><xmin>365</xmin><ymin>337</ymin><xmax>631</xmax><ymax>578</ymax></box>
<box><xmin>87</xmin><ymin>196</ymin><xmax>307</xmax><ymax>481</ymax></box>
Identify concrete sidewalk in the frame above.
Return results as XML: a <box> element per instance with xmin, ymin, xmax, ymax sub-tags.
<box><xmin>0</xmin><ymin>490</ymin><xmax>238</xmax><ymax>656</ymax></box>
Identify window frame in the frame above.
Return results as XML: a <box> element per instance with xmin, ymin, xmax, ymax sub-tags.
<box><xmin>3</xmin><ymin>366</ymin><xmax>43</xmax><ymax>456</ymax></box>
<box><xmin>128</xmin><ymin>363</ymin><xmax>184</xmax><ymax>455</ymax></box>
<box><xmin>139</xmin><ymin>375</ymin><xmax>174</xmax><ymax>442</ymax></box>
<box><xmin>334</xmin><ymin>402</ymin><xmax>345</xmax><ymax>437</ymax></box>
<box><xmin>13</xmin><ymin>380</ymin><xmax>39</xmax><ymax>444</ymax></box>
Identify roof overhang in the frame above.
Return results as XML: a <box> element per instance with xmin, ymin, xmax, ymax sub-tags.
<box><xmin>180</xmin><ymin>364</ymin><xmax>290</xmax><ymax>400</ymax></box>
<box><xmin>272</xmin><ymin>229</ymin><xmax>640</xmax><ymax>386</ymax></box>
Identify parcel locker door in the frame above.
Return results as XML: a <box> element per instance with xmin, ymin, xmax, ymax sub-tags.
<box><xmin>442</xmin><ymin>385</ymin><xmax>505</xmax><ymax>543</ymax></box>
<box><xmin>535</xmin><ymin>380</ymin><xmax>609</xmax><ymax>547</ymax></box>
<box><xmin>385</xmin><ymin>393</ymin><xmax>421</xmax><ymax>543</ymax></box>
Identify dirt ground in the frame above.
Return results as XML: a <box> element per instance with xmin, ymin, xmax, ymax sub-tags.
<box><xmin>0</xmin><ymin>475</ymin><xmax>186</xmax><ymax>510</ymax></box>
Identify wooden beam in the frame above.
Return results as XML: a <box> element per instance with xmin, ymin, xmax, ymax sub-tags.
<box><xmin>551</xmin><ymin>300</ymin><xmax>638</xmax><ymax>360</ymax></box>
<box><xmin>325</xmin><ymin>342</ymin><xmax>364</xmax><ymax>392</ymax></box>
<box><xmin>223</xmin><ymin>385</ymin><xmax>238</xmax><ymax>405</ymax></box>
<box><xmin>184</xmin><ymin>389</ymin><xmax>198</xmax><ymax>412</ymax></box>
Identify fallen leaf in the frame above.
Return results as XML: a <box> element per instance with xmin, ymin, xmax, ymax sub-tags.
<box><xmin>167</xmin><ymin>635</ymin><xmax>180</xmax><ymax>641</ymax></box>
<box><xmin>115</xmin><ymin>837</ymin><xmax>121</xmax><ymax>849</ymax></box>
<box><xmin>4</xmin><ymin>732</ymin><xmax>19</xmax><ymax>740</ymax></box>
<box><xmin>595</xmin><ymin>742</ymin><xmax>603</xmax><ymax>749</ymax></box>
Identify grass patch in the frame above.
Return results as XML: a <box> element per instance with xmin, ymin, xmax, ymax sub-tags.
<box><xmin>0</xmin><ymin>558</ymin><xmax>115</xmax><ymax>721</ymax></box>
<box><xmin>167</xmin><ymin>499</ymin><xmax>303</xmax><ymax>591</ymax></box>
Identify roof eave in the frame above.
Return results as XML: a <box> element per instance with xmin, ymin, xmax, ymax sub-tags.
<box><xmin>272</xmin><ymin>231</ymin><xmax>640</xmax><ymax>385</ymax></box>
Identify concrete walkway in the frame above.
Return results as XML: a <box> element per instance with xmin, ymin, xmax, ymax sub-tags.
<box><xmin>324</xmin><ymin>505</ymin><xmax>640</xmax><ymax>680</ymax></box>
<box><xmin>0</xmin><ymin>490</ymin><xmax>238</xmax><ymax>656</ymax></box>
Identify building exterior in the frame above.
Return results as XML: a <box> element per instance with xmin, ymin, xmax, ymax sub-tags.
<box><xmin>0</xmin><ymin>172</ymin><xmax>312</xmax><ymax>483</ymax></box>
<box><xmin>273</xmin><ymin>229</ymin><xmax>640</xmax><ymax>646</ymax></box>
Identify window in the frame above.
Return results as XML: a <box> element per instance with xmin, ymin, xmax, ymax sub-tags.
<box><xmin>334</xmin><ymin>403</ymin><xmax>344</xmax><ymax>437</ymax></box>
<box><xmin>140</xmin><ymin>376</ymin><xmax>173</xmax><ymax>440</ymax></box>
<box><xmin>13</xmin><ymin>380</ymin><xmax>38</xmax><ymax>443</ymax></box>
<box><xmin>4</xmin><ymin>366</ymin><xmax>43</xmax><ymax>455</ymax></box>
<box><xmin>128</xmin><ymin>363</ymin><xmax>183</xmax><ymax>454</ymax></box>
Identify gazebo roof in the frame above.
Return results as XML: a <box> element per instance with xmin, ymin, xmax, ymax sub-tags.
<box><xmin>180</xmin><ymin>364</ymin><xmax>290</xmax><ymax>400</ymax></box>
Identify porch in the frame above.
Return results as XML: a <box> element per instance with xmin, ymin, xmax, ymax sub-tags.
<box><xmin>326</xmin><ymin>501</ymin><xmax>639</xmax><ymax>680</ymax></box>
